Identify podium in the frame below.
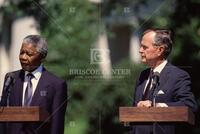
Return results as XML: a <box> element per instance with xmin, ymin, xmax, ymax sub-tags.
<box><xmin>119</xmin><ymin>106</ymin><xmax>195</xmax><ymax>125</ymax></box>
<box><xmin>0</xmin><ymin>106</ymin><xmax>49</xmax><ymax>122</ymax></box>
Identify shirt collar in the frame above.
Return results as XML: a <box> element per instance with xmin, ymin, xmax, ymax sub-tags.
<box><xmin>153</xmin><ymin>60</ymin><xmax>168</xmax><ymax>74</ymax></box>
<box><xmin>25</xmin><ymin>65</ymin><xmax>43</xmax><ymax>80</ymax></box>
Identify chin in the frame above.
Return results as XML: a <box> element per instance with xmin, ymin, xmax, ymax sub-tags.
<box><xmin>141</xmin><ymin>59</ymin><xmax>147</xmax><ymax>64</ymax></box>
<box><xmin>21</xmin><ymin>66</ymin><xmax>32</xmax><ymax>72</ymax></box>
<box><xmin>22</xmin><ymin>68</ymin><xmax>31</xmax><ymax>72</ymax></box>
<box><xmin>21</xmin><ymin>64</ymin><xmax>39</xmax><ymax>72</ymax></box>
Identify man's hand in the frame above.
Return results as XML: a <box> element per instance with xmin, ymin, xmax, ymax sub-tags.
<box><xmin>156</xmin><ymin>103</ymin><xmax>168</xmax><ymax>107</ymax></box>
<box><xmin>137</xmin><ymin>100</ymin><xmax>152</xmax><ymax>108</ymax></box>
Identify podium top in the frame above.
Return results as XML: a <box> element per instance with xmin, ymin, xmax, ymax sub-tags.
<box><xmin>0</xmin><ymin>106</ymin><xmax>49</xmax><ymax>122</ymax></box>
<box><xmin>119</xmin><ymin>106</ymin><xmax>195</xmax><ymax>125</ymax></box>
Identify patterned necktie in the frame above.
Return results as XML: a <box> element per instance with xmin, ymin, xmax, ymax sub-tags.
<box><xmin>24</xmin><ymin>73</ymin><xmax>34</xmax><ymax>106</ymax></box>
<box><xmin>142</xmin><ymin>70</ymin><xmax>153</xmax><ymax>100</ymax></box>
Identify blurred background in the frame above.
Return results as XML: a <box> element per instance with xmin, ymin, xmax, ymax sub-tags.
<box><xmin>0</xmin><ymin>0</ymin><xmax>200</xmax><ymax>134</ymax></box>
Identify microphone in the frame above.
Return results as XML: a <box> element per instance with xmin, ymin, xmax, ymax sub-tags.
<box><xmin>4</xmin><ymin>75</ymin><xmax>14</xmax><ymax>90</ymax></box>
<box><xmin>152</xmin><ymin>72</ymin><xmax>160</xmax><ymax>87</ymax></box>
<box><xmin>2</xmin><ymin>73</ymin><xmax>15</xmax><ymax>106</ymax></box>
<box><xmin>152</xmin><ymin>72</ymin><xmax>160</xmax><ymax>107</ymax></box>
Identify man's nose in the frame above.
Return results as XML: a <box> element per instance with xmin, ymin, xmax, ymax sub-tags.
<box><xmin>139</xmin><ymin>47</ymin><xmax>143</xmax><ymax>53</ymax></box>
<box><xmin>20</xmin><ymin>53</ymin><xmax>28</xmax><ymax>60</ymax></box>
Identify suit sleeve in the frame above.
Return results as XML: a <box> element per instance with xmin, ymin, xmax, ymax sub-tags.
<box><xmin>133</xmin><ymin>77</ymin><xmax>140</xmax><ymax>106</ymax></box>
<box><xmin>166</xmin><ymin>72</ymin><xmax>198</xmax><ymax>112</ymax></box>
<box><xmin>0</xmin><ymin>73</ymin><xmax>9</xmax><ymax>106</ymax></box>
<box><xmin>51</xmin><ymin>81</ymin><xmax>68</xmax><ymax>134</ymax></box>
<box><xmin>0</xmin><ymin>73</ymin><xmax>10</xmax><ymax>134</ymax></box>
<box><xmin>132</xmin><ymin>70</ymin><xmax>148</xmax><ymax>106</ymax></box>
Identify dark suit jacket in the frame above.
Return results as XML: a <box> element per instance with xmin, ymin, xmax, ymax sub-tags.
<box><xmin>131</xmin><ymin>63</ymin><xmax>197</xmax><ymax>134</ymax></box>
<box><xmin>0</xmin><ymin>68</ymin><xmax>68</xmax><ymax>134</ymax></box>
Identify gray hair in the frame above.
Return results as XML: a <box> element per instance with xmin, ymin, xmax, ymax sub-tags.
<box><xmin>143</xmin><ymin>29</ymin><xmax>173</xmax><ymax>59</ymax></box>
<box><xmin>23</xmin><ymin>35</ymin><xmax>48</xmax><ymax>58</ymax></box>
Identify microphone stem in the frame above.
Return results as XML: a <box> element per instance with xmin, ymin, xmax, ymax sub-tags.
<box><xmin>6</xmin><ymin>91</ymin><xmax>10</xmax><ymax>107</ymax></box>
<box><xmin>152</xmin><ymin>83</ymin><xmax>158</xmax><ymax>107</ymax></box>
<box><xmin>153</xmin><ymin>96</ymin><xmax>156</xmax><ymax>107</ymax></box>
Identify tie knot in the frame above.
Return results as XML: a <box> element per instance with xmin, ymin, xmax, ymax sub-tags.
<box><xmin>27</xmin><ymin>73</ymin><xmax>34</xmax><ymax>79</ymax></box>
<box><xmin>149</xmin><ymin>70</ymin><xmax>154</xmax><ymax>77</ymax></box>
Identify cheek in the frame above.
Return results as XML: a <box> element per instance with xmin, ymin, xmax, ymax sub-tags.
<box><xmin>19</xmin><ymin>55</ymin><xmax>26</xmax><ymax>62</ymax></box>
<box><xmin>31</xmin><ymin>57</ymin><xmax>42</xmax><ymax>65</ymax></box>
<box><xmin>30</xmin><ymin>59</ymin><xmax>38</xmax><ymax>65</ymax></box>
<box><xmin>146</xmin><ymin>50</ymin><xmax>157</xmax><ymax>58</ymax></box>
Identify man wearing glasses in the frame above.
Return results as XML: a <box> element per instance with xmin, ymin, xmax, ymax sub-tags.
<box><xmin>130</xmin><ymin>29</ymin><xmax>197</xmax><ymax>134</ymax></box>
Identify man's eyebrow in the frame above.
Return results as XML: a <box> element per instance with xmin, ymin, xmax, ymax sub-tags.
<box><xmin>140</xmin><ymin>44</ymin><xmax>146</xmax><ymax>47</ymax></box>
<box><xmin>20</xmin><ymin>49</ymin><xmax>35</xmax><ymax>53</ymax></box>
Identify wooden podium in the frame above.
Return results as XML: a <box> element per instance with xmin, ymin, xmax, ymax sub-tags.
<box><xmin>0</xmin><ymin>106</ymin><xmax>49</xmax><ymax>122</ymax></box>
<box><xmin>119</xmin><ymin>106</ymin><xmax>195</xmax><ymax>125</ymax></box>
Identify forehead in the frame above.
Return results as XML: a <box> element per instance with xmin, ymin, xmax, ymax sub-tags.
<box><xmin>21</xmin><ymin>43</ymin><xmax>37</xmax><ymax>51</ymax></box>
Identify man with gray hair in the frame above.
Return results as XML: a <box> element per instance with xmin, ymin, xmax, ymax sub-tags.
<box><xmin>130</xmin><ymin>28</ymin><xmax>197</xmax><ymax>134</ymax></box>
<box><xmin>0</xmin><ymin>35</ymin><xmax>68</xmax><ymax>134</ymax></box>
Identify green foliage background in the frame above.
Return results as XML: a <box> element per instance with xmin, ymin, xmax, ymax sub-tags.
<box><xmin>1</xmin><ymin>0</ymin><xmax>200</xmax><ymax>134</ymax></box>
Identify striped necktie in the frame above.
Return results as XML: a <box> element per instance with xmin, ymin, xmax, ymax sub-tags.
<box><xmin>24</xmin><ymin>73</ymin><xmax>34</xmax><ymax>106</ymax></box>
<box><xmin>142</xmin><ymin>70</ymin><xmax>153</xmax><ymax>100</ymax></box>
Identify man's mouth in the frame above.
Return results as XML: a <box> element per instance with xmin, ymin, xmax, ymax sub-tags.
<box><xmin>21</xmin><ymin>62</ymin><xmax>27</xmax><ymax>65</ymax></box>
<box><xmin>21</xmin><ymin>62</ymin><xmax>29</xmax><ymax>66</ymax></box>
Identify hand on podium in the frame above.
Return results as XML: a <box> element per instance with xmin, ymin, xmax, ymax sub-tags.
<box><xmin>137</xmin><ymin>100</ymin><xmax>168</xmax><ymax>108</ymax></box>
<box><xmin>137</xmin><ymin>100</ymin><xmax>152</xmax><ymax>108</ymax></box>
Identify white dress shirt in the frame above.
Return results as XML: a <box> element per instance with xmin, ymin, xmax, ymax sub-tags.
<box><xmin>22</xmin><ymin>65</ymin><xmax>43</xmax><ymax>106</ymax></box>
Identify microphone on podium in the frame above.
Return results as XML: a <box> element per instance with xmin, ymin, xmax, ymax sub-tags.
<box><xmin>2</xmin><ymin>73</ymin><xmax>15</xmax><ymax>106</ymax></box>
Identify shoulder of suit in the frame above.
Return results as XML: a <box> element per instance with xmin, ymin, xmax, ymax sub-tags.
<box><xmin>138</xmin><ymin>68</ymin><xmax>150</xmax><ymax>81</ymax></box>
<box><xmin>164</xmin><ymin>63</ymin><xmax>190</xmax><ymax>77</ymax></box>
<box><xmin>5</xmin><ymin>69</ymin><xmax>24</xmax><ymax>78</ymax></box>
<box><xmin>140</xmin><ymin>68</ymin><xmax>151</xmax><ymax>76</ymax></box>
<box><xmin>43</xmin><ymin>69</ymin><xmax>66</xmax><ymax>83</ymax></box>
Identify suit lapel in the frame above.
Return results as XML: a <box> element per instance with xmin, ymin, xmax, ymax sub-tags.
<box><xmin>137</xmin><ymin>69</ymin><xmax>150</xmax><ymax>101</ymax></box>
<box><xmin>155</xmin><ymin>63</ymin><xmax>171</xmax><ymax>94</ymax></box>
<box><xmin>31</xmin><ymin>69</ymin><xmax>49</xmax><ymax>105</ymax></box>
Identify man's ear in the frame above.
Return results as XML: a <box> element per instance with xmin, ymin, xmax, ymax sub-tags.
<box><xmin>157</xmin><ymin>46</ymin><xmax>165</xmax><ymax>56</ymax></box>
<box><xmin>39</xmin><ymin>54</ymin><xmax>46</xmax><ymax>62</ymax></box>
